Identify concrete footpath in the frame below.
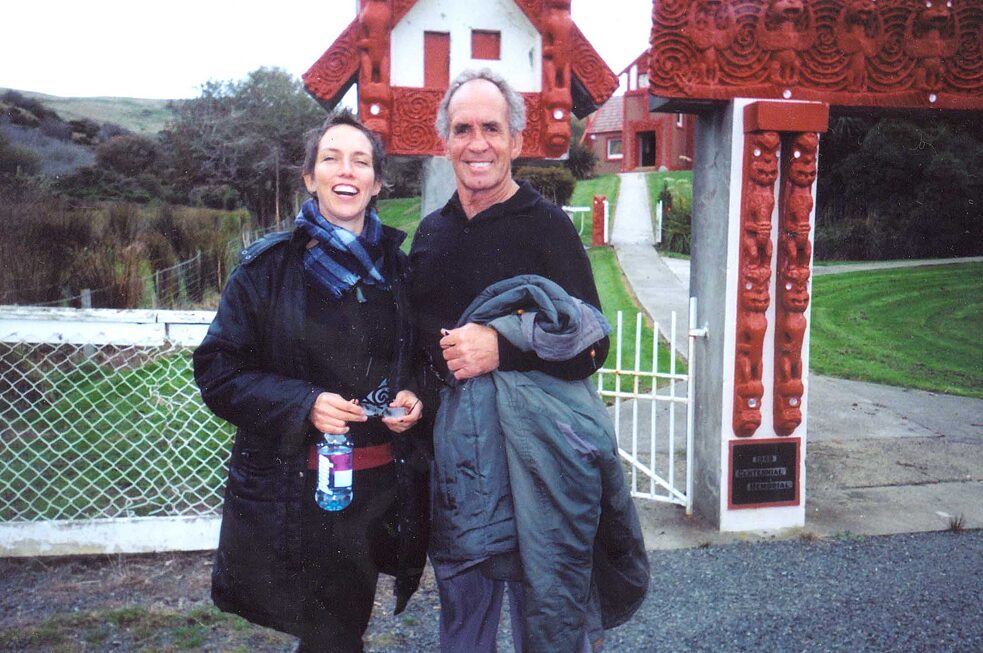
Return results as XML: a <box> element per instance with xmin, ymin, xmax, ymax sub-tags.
<box><xmin>607</xmin><ymin>172</ymin><xmax>983</xmax><ymax>549</ymax></box>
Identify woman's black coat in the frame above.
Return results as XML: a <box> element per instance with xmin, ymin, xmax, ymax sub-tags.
<box><xmin>193</xmin><ymin>226</ymin><xmax>429</xmax><ymax>636</ymax></box>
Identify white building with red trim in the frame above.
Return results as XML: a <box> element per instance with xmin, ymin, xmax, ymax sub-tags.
<box><xmin>303</xmin><ymin>0</ymin><xmax>618</xmax><ymax>159</ymax></box>
<box><xmin>583</xmin><ymin>51</ymin><xmax>694</xmax><ymax>174</ymax></box>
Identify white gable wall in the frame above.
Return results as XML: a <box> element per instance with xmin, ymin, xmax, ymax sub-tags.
<box><xmin>391</xmin><ymin>0</ymin><xmax>541</xmax><ymax>91</ymax></box>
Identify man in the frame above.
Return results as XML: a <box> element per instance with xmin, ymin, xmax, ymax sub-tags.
<box><xmin>409</xmin><ymin>69</ymin><xmax>647</xmax><ymax>653</ymax></box>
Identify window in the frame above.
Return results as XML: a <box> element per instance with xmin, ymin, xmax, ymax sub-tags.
<box><xmin>607</xmin><ymin>138</ymin><xmax>623</xmax><ymax>160</ymax></box>
<box><xmin>471</xmin><ymin>30</ymin><xmax>501</xmax><ymax>60</ymax></box>
<box><xmin>676</xmin><ymin>113</ymin><xmax>684</xmax><ymax>128</ymax></box>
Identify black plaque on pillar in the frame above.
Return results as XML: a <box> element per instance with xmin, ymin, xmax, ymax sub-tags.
<box><xmin>729</xmin><ymin>438</ymin><xmax>800</xmax><ymax>509</ymax></box>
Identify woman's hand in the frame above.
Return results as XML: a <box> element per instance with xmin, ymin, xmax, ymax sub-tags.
<box><xmin>309</xmin><ymin>392</ymin><xmax>367</xmax><ymax>434</ymax></box>
<box><xmin>382</xmin><ymin>389</ymin><xmax>422</xmax><ymax>434</ymax></box>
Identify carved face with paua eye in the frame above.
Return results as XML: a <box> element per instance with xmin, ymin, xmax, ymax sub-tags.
<box><xmin>749</xmin><ymin>134</ymin><xmax>781</xmax><ymax>186</ymax></box>
<box><xmin>788</xmin><ymin>133</ymin><xmax>819</xmax><ymax>188</ymax></box>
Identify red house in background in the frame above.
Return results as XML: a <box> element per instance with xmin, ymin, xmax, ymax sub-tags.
<box><xmin>583</xmin><ymin>50</ymin><xmax>694</xmax><ymax>174</ymax></box>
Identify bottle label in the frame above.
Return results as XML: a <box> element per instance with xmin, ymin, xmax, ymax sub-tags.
<box><xmin>318</xmin><ymin>452</ymin><xmax>353</xmax><ymax>490</ymax></box>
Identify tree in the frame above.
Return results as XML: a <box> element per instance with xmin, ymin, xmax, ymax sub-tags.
<box><xmin>96</xmin><ymin>134</ymin><xmax>158</xmax><ymax>175</ymax></box>
<box><xmin>163</xmin><ymin>67</ymin><xmax>325</xmax><ymax>228</ymax></box>
<box><xmin>816</xmin><ymin>116</ymin><xmax>983</xmax><ymax>260</ymax></box>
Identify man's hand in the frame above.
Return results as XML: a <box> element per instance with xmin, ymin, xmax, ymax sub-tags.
<box><xmin>382</xmin><ymin>389</ymin><xmax>423</xmax><ymax>434</ymax></box>
<box><xmin>440</xmin><ymin>323</ymin><xmax>499</xmax><ymax>380</ymax></box>
<box><xmin>309</xmin><ymin>392</ymin><xmax>366</xmax><ymax>434</ymax></box>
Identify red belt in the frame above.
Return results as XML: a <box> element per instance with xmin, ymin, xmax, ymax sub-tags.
<box><xmin>307</xmin><ymin>441</ymin><xmax>393</xmax><ymax>471</ymax></box>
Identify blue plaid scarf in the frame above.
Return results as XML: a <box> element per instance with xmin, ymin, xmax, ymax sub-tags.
<box><xmin>295</xmin><ymin>199</ymin><xmax>387</xmax><ymax>299</ymax></box>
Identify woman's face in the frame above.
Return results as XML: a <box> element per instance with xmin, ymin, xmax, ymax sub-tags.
<box><xmin>303</xmin><ymin>124</ymin><xmax>382</xmax><ymax>234</ymax></box>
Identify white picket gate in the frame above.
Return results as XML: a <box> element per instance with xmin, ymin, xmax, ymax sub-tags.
<box><xmin>598</xmin><ymin>300</ymin><xmax>703</xmax><ymax>514</ymax></box>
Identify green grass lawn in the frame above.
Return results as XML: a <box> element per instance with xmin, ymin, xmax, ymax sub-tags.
<box><xmin>1</xmin><ymin>351</ymin><xmax>231</xmax><ymax>521</ymax></box>
<box><xmin>810</xmin><ymin>262</ymin><xmax>982</xmax><ymax>397</ymax></box>
<box><xmin>569</xmin><ymin>174</ymin><xmax>620</xmax><ymax>246</ymax></box>
<box><xmin>376</xmin><ymin>196</ymin><xmax>422</xmax><ymax>253</ymax></box>
<box><xmin>589</xmin><ymin>247</ymin><xmax>681</xmax><ymax>393</ymax></box>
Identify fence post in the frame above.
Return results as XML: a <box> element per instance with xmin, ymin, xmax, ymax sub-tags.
<box><xmin>592</xmin><ymin>195</ymin><xmax>606</xmax><ymax>246</ymax></box>
<box><xmin>656</xmin><ymin>200</ymin><xmax>663</xmax><ymax>245</ymax></box>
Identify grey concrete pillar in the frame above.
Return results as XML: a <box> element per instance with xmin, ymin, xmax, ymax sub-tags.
<box><xmin>420</xmin><ymin>156</ymin><xmax>457</xmax><ymax>219</ymax></box>
<box><xmin>690</xmin><ymin>103</ymin><xmax>735</xmax><ymax>528</ymax></box>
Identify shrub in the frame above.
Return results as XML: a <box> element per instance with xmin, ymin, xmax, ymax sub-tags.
<box><xmin>53</xmin><ymin>166</ymin><xmax>164</xmax><ymax>203</ymax></box>
<box><xmin>660</xmin><ymin>178</ymin><xmax>692</xmax><ymax>255</ymax></box>
<box><xmin>565</xmin><ymin>141</ymin><xmax>597</xmax><ymax>180</ymax></box>
<box><xmin>189</xmin><ymin>184</ymin><xmax>241</xmax><ymax>210</ymax></box>
<box><xmin>96</xmin><ymin>134</ymin><xmax>158</xmax><ymax>175</ymax></box>
<box><xmin>514</xmin><ymin>166</ymin><xmax>576</xmax><ymax>206</ymax></box>
<box><xmin>68</xmin><ymin>118</ymin><xmax>101</xmax><ymax>145</ymax></box>
<box><xmin>380</xmin><ymin>157</ymin><xmax>422</xmax><ymax>199</ymax></box>
<box><xmin>0</xmin><ymin>131</ymin><xmax>41</xmax><ymax>177</ymax></box>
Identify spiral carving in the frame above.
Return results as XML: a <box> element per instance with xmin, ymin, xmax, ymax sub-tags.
<box><xmin>650</xmin><ymin>0</ymin><xmax>983</xmax><ymax>109</ymax></box>
<box><xmin>390</xmin><ymin>88</ymin><xmax>443</xmax><ymax>155</ymax></box>
<box><xmin>303</xmin><ymin>22</ymin><xmax>360</xmax><ymax>103</ymax></box>
<box><xmin>571</xmin><ymin>25</ymin><xmax>619</xmax><ymax>104</ymax></box>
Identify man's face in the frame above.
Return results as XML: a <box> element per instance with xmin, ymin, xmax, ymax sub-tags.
<box><xmin>444</xmin><ymin>79</ymin><xmax>523</xmax><ymax>202</ymax></box>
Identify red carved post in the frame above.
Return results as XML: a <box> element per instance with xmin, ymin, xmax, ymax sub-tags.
<box><xmin>357</xmin><ymin>0</ymin><xmax>394</xmax><ymax>145</ymax></box>
<box><xmin>541</xmin><ymin>0</ymin><xmax>574</xmax><ymax>157</ymax></box>
<box><xmin>592</xmin><ymin>195</ymin><xmax>606</xmax><ymax>247</ymax></box>
<box><xmin>733</xmin><ymin>131</ymin><xmax>780</xmax><ymax>437</ymax></box>
<box><xmin>774</xmin><ymin>132</ymin><xmax>818</xmax><ymax>436</ymax></box>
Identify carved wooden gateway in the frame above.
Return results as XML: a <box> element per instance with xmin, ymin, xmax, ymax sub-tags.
<box><xmin>303</xmin><ymin>0</ymin><xmax>618</xmax><ymax>158</ymax></box>
<box><xmin>648</xmin><ymin>0</ymin><xmax>982</xmax><ymax>529</ymax></box>
<box><xmin>649</xmin><ymin>0</ymin><xmax>983</xmax><ymax>110</ymax></box>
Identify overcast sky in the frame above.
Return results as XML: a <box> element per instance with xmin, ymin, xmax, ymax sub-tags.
<box><xmin>1</xmin><ymin>0</ymin><xmax>652</xmax><ymax>99</ymax></box>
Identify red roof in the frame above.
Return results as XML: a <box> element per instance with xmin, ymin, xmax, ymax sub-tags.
<box><xmin>584</xmin><ymin>95</ymin><xmax>623</xmax><ymax>135</ymax></box>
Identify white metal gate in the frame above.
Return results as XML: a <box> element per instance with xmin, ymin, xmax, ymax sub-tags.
<box><xmin>597</xmin><ymin>299</ymin><xmax>703</xmax><ymax>514</ymax></box>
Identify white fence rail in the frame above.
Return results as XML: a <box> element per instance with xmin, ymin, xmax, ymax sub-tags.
<box><xmin>1</xmin><ymin>302</ymin><xmax>698</xmax><ymax>556</ymax></box>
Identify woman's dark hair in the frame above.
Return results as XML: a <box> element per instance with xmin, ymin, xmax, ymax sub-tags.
<box><xmin>302</xmin><ymin>108</ymin><xmax>386</xmax><ymax>186</ymax></box>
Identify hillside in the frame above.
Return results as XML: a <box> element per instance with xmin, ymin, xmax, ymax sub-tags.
<box><xmin>1</xmin><ymin>88</ymin><xmax>176</xmax><ymax>135</ymax></box>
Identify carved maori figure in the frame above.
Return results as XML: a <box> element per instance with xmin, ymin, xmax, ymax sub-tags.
<box><xmin>734</xmin><ymin>265</ymin><xmax>770</xmax><ymax>437</ymax></box>
<box><xmin>683</xmin><ymin>0</ymin><xmax>739</xmax><ymax>84</ymax></box>
<box><xmin>743</xmin><ymin>132</ymin><xmax>781</xmax><ymax>266</ymax></box>
<box><xmin>782</xmin><ymin>133</ymin><xmax>818</xmax><ymax>268</ymax></box>
<box><xmin>357</xmin><ymin>0</ymin><xmax>393</xmax><ymax>143</ymax></box>
<box><xmin>755</xmin><ymin>0</ymin><xmax>817</xmax><ymax>86</ymax></box>
<box><xmin>734</xmin><ymin>131</ymin><xmax>780</xmax><ymax>437</ymax></box>
<box><xmin>836</xmin><ymin>0</ymin><xmax>885</xmax><ymax>91</ymax></box>
<box><xmin>904</xmin><ymin>0</ymin><xmax>959</xmax><ymax>92</ymax></box>
<box><xmin>773</xmin><ymin>132</ymin><xmax>818</xmax><ymax>436</ymax></box>
<box><xmin>774</xmin><ymin>269</ymin><xmax>809</xmax><ymax>435</ymax></box>
<box><xmin>541</xmin><ymin>0</ymin><xmax>574</xmax><ymax>156</ymax></box>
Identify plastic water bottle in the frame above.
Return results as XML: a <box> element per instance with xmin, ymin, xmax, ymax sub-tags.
<box><xmin>315</xmin><ymin>433</ymin><xmax>353</xmax><ymax>511</ymax></box>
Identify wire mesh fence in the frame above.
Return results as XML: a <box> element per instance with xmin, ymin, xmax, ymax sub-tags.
<box><xmin>0</xmin><ymin>310</ymin><xmax>230</xmax><ymax>527</ymax></box>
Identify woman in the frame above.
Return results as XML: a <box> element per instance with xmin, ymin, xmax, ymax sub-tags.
<box><xmin>193</xmin><ymin>109</ymin><xmax>428</xmax><ymax>652</ymax></box>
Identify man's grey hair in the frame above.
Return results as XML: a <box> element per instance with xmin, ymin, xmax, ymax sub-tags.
<box><xmin>434</xmin><ymin>68</ymin><xmax>527</xmax><ymax>140</ymax></box>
